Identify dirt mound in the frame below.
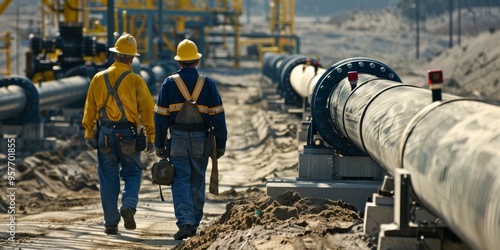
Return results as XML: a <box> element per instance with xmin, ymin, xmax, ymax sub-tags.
<box><xmin>174</xmin><ymin>190</ymin><xmax>374</xmax><ymax>250</ymax></box>
<box><xmin>0</xmin><ymin>141</ymin><xmax>101</xmax><ymax>214</ymax></box>
<box><xmin>0</xmin><ymin>137</ymin><xmax>162</xmax><ymax>215</ymax></box>
<box><xmin>426</xmin><ymin>30</ymin><xmax>500</xmax><ymax>103</ymax></box>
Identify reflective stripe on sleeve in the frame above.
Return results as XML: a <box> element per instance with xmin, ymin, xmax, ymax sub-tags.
<box><xmin>197</xmin><ymin>105</ymin><xmax>209</xmax><ymax>114</ymax></box>
<box><xmin>208</xmin><ymin>104</ymin><xmax>224</xmax><ymax>115</ymax></box>
<box><xmin>169</xmin><ymin>103</ymin><xmax>184</xmax><ymax>112</ymax></box>
<box><xmin>154</xmin><ymin>104</ymin><xmax>170</xmax><ymax>115</ymax></box>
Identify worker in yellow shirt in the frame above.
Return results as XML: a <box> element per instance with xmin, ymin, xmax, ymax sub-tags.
<box><xmin>82</xmin><ymin>34</ymin><xmax>155</xmax><ymax>235</ymax></box>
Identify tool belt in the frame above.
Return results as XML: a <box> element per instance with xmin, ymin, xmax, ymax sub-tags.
<box><xmin>172</xmin><ymin>122</ymin><xmax>205</xmax><ymax>131</ymax></box>
<box><xmin>95</xmin><ymin>71</ymin><xmax>147</xmax><ymax>155</ymax></box>
<box><xmin>100</xmin><ymin>120</ymin><xmax>136</xmax><ymax>130</ymax></box>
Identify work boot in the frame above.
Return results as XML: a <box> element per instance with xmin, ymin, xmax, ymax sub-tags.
<box><xmin>174</xmin><ymin>225</ymin><xmax>194</xmax><ymax>240</ymax></box>
<box><xmin>104</xmin><ymin>225</ymin><xmax>118</xmax><ymax>235</ymax></box>
<box><xmin>120</xmin><ymin>207</ymin><xmax>136</xmax><ymax>230</ymax></box>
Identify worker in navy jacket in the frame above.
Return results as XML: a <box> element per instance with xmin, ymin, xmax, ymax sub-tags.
<box><xmin>154</xmin><ymin>39</ymin><xmax>227</xmax><ymax>240</ymax></box>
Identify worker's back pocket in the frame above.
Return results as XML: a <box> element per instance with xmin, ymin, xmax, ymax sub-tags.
<box><xmin>98</xmin><ymin>133</ymin><xmax>112</xmax><ymax>154</ymax></box>
<box><xmin>120</xmin><ymin>139</ymin><xmax>136</xmax><ymax>155</ymax></box>
<box><xmin>203</xmin><ymin>131</ymin><xmax>213</xmax><ymax>157</ymax></box>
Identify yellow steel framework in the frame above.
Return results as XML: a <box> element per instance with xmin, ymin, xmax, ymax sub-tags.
<box><xmin>40</xmin><ymin>0</ymin><xmax>81</xmax><ymax>37</ymax></box>
<box><xmin>0</xmin><ymin>0</ymin><xmax>12</xmax><ymax>16</ymax></box>
<box><xmin>0</xmin><ymin>31</ymin><xmax>12</xmax><ymax>77</ymax></box>
<box><xmin>28</xmin><ymin>0</ymin><xmax>299</xmax><ymax>70</ymax></box>
<box><xmin>0</xmin><ymin>0</ymin><xmax>13</xmax><ymax>76</ymax></box>
<box><xmin>269</xmin><ymin>0</ymin><xmax>295</xmax><ymax>53</ymax></box>
<box><xmin>81</xmin><ymin>0</ymin><xmax>242</xmax><ymax>66</ymax></box>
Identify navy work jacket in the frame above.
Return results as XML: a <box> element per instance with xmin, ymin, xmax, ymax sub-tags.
<box><xmin>154</xmin><ymin>67</ymin><xmax>227</xmax><ymax>149</ymax></box>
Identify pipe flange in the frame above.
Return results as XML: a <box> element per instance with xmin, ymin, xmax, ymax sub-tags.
<box><xmin>311</xmin><ymin>57</ymin><xmax>402</xmax><ymax>155</ymax></box>
<box><xmin>0</xmin><ymin>77</ymin><xmax>41</xmax><ymax>124</ymax></box>
<box><xmin>275</xmin><ymin>55</ymin><xmax>299</xmax><ymax>95</ymax></box>
<box><xmin>270</xmin><ymin>55</ymin><xmax>287</xmax><ymax>84</ymax></box>
<box><xmin>278</xmin><ymin>55</ymin><xmax>322</xmax><ymax>106</ymax></box>
<box><xmin>262</xmin><ymin>53</ymin><xmax>285</xmax><ymax>79</ymax></box>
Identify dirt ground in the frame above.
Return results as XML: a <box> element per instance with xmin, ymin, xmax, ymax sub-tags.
<box><xmin>1</xmin><ymin>5</ymin><xmax>500</xmax><ymax>250</ymax></box>
<box><xmin>174</xmin><ymin>190</ymin><xmax>373</xmax><ymax>250</ymax></box>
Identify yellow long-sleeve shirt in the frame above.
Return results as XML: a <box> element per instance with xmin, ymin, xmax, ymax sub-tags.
<box><xmin>82</xmin><ymin>62</ymin><xmax>155</xmax><ymax>142</ymax></box>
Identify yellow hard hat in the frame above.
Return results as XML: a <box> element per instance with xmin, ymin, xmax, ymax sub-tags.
<box><xmin>174</xmin><ymin>39</ymin><xmax>202</xmax><ymax>61</ymax></box>
<box><xmin>109</xmin><ymin>34</ymin><xmax>140</xmax><ymax>56</ymax></box>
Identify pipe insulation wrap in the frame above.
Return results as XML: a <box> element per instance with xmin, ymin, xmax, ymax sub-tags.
<box><xmin>327</xmin><ymin>67</ymin><xmax>500</xmax><ymax>249</ymax></box>
<box><xmin>307</xmin><ymin>68</ymin><xmax>326</xmax><ymax>102</ymax></box>
<box><xmin>329</xmin><ymin>74</ymin><xmax>382</xmax><ymax>141</ymax></box>
<box><xmin>402</xmin><ymin>100</ymin><xmax>500</xmax><ymax>250</ymax></box>
<box><xmin>264</xmin><ymin>55</ymin><xmax>500</xmax><ymax>249</ymax></box>
<box><xmin>336</xmin><ymin>77</ymin><xmax>459</xmax><ymax>173</ymax></box>
<box><xmin>290</xmin><ymin>65</ymin><xmax>326</xmax><ymax>100</ymax></box>
<box><xmin>290</xmin><ymin>65</ymin><xmax>309</xmax><ymax>98</ymax></box>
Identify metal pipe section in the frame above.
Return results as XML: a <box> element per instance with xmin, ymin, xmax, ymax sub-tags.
<box><xmin>0</xmin><ymin>85</ymin><xmax>27</xmax><ymax>121</ymax></box>
<box><xmin>150</xmin><ymin>61</ymin><xmax>178</xmax><ymax>85</ymax></box>
<box><xmin>0</xmin><ymin>60</ymin><xmax>170</xmax><ymax>124</ymax></box>
<box><xmin>0</xmin><ymin>77</ymin><xmax>40</xmax><ymax>124</ymax></box>
<box><xmin>290</xmin><ymin>64</ymin><xmax>326</xmax><ymax>102</ymax></box>
<box><xmin>0</xmin><ymin>76</ymin><xmax>90</xmax><ymax>124</ymax></box>
<box><xmin>262</xmin><ymin>53</ymin><xmax>322</xmax><ymax>106</ymax></box>
<box><xmin>36</xmin><ymin>76</ymin><xmax>90</xmax><ymax>111</ymax></box>
<box><xmin>309</xmin><ymin>57</ymin><xmax>499</xmax><ymax>250</ymax></box>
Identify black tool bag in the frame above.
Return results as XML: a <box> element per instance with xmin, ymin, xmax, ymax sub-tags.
<box><xmin>151</xmin><ymin>159</ymin><xmax>175</xmax><ymax>201</ymax></box>
<box><xmin>175</xmin><ymin>100</ymin><xmax>204</xmax><ymax>125</ymax></box>
<box><xmin>170</xmin><ymin>74</ymin><xmax>206</xmax><ymax>131</ymax></box>
<box><xmin>135</xmin><ymin>126</ymin><xmax>147</xmax><ymax>151</ymax></box>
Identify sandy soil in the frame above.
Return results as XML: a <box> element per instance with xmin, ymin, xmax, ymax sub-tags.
<box><xmin>1</xmin><ymin>6</ymin><xmax>500</xmax><ymax>250</ymax></box>
<box><xmin>174</xmin><ymin>190</ymin><xmax>372</xmax><ymax>250</ymax></box>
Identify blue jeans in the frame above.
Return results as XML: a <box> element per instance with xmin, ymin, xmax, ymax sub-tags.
<box><xmin>97</xmin><ymin>126</ymin><xmax>142</xmax><ymax>226</ymax></box>
<box><xmin>170</xmin><ymin>129</ymin><xmax>209</xmax><ymax>229</ymax></box>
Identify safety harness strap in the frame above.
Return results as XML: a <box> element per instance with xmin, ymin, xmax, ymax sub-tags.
<box><xmin>192</xmin><ymin>75</ymin><xmax>206</xmax><ymax>101</ymax></box>
<box><xmin>171</xmin><ymin>74</ymin><xmax>206</xmax><ymax>102</ymax></box>
<box><xmin>98</xmin><ymin>71</ymin><xmax>131</xmax><ymax>122</ymax></box>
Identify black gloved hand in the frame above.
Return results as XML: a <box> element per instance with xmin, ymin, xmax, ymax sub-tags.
<box><xmin>86</xmin><ymin>138</ymin><xmax>97</xmax><ymax>150</ymax></box>
<box><xmin>146</xmin><ymin>142</ymin><xmax>155</xmax><ymax>154</ymax></box>
<box><xmin>216</xmin><ymin>148</ymin><xmax>225</xmax><ymax>159</ymax></box>
<box><xmin>155</xmin><ymin>147</ymin><xmax>167</xmax><ymax>159</ymax></box>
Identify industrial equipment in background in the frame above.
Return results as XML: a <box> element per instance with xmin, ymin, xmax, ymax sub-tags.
<box><xmin>261</xmin><ymin>52</ymin><xmax>500</xmax><ymax>250</ymax></box>
<box><xmin>1</xmin><ymin>0</ymin><xmax>299</xmax><ymax>78</ymax></box>
<box><xmin>0</xmin><ymin>31</ymin><xmax>13</xmax><ymax>77</ymax></box>
<box><xmin>0</xmin><ymin>0</ymin><xmax>300</xmax><ymax>152</ymax></box>
<box><xmin>26</xmin><ymin>0</ymin><xmax>244</xmax><ymax>82</ymax></box>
